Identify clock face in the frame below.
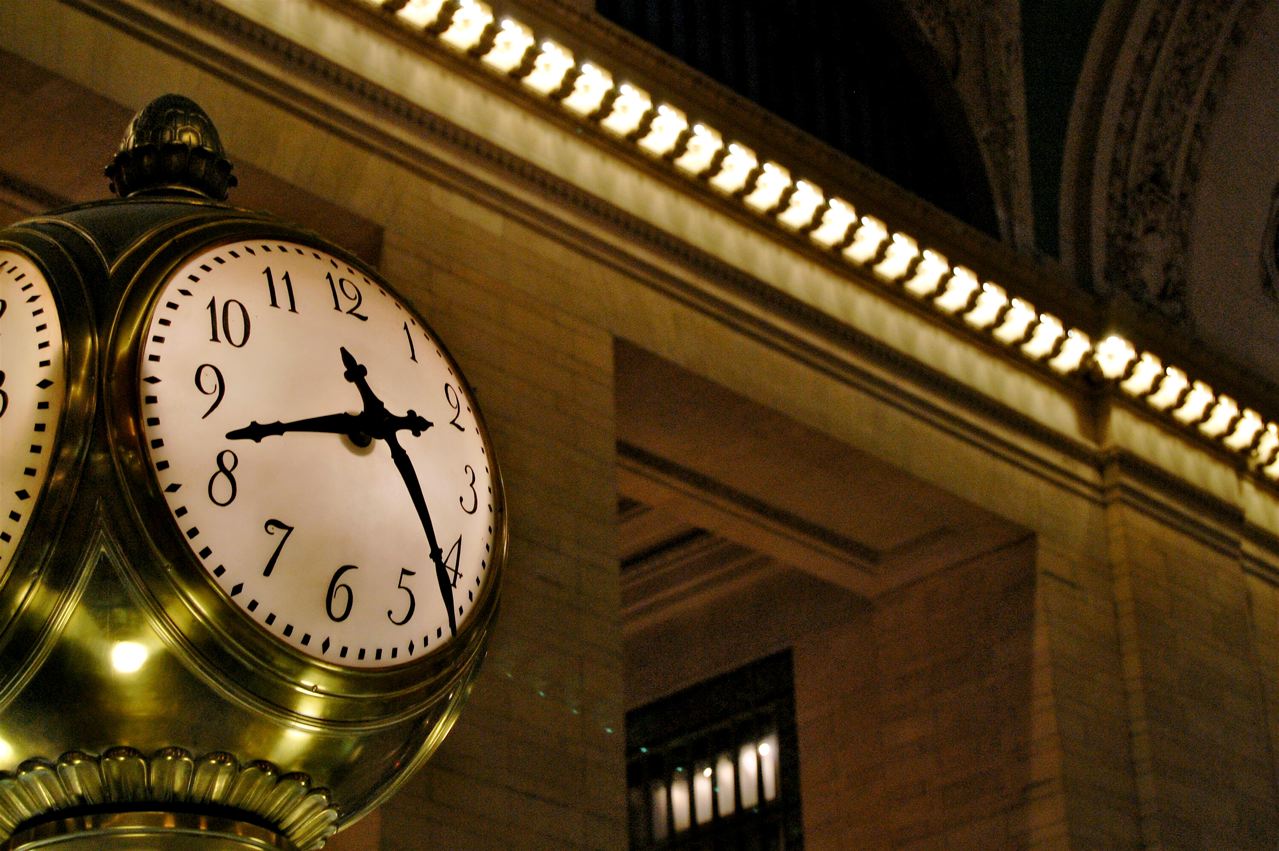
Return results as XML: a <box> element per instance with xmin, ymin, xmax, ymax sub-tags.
<box><xmin>137</xmin><ymin>239</ymin><xmax>498</xmax><ymax>669</ymax></box>
<box><xmin>0</xmin><ymin>250</ymin><xmax>65</xmax><ymax>569</ymax></box>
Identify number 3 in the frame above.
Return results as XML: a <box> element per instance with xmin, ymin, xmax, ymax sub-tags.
<box><xmin>460</xmin><ymin>464</ymin><xmax>478</xmax><ymax>514</ymax></box>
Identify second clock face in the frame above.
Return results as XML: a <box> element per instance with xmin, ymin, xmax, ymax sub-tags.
<box><xmin>137</xmin><ymin>239</ymin><xmax>498</xmax><ymax>669</ymax></box>
<box><xmin>0</xmin><ymin>250</ymin><xmax>65</xmax><ymax>571</ymax></box>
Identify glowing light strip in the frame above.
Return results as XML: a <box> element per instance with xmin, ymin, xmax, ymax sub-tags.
<box><xmin>355</xmin><ymin>0</ymin><xmax>1279</xmax><ymax>481</ymax></box>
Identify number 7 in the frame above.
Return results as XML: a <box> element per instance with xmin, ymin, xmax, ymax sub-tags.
<box><xmin>262</xmin><ymin>518</ymin><xmax>295</xmax><ymax>576</ymax></box>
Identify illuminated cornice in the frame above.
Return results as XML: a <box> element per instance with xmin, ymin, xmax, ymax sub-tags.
<box><xmin>348</xmin><ymin>0</ymin><xmax>1279</xmax><ymax>481</ymax></box>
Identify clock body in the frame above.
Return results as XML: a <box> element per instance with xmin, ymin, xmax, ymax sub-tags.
<box><xmin>108</xmin><ymin>218</ymin><xmax>505</xmax><ymax>709</ymax></box>
<box><xmin>0</xmin><ymin>204</ymin><xmax>507</xmax><ymax>846</ymax></box>
<box><xmin>0</xmin><ymin>94</ymin><xmax>508</xmax><ymax>849</ymax></box>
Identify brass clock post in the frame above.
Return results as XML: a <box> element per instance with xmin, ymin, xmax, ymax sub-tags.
<box><xmin>0</xmin><ymin>96</ymin><xmax>506</xmax><ymax>849</ymax></box>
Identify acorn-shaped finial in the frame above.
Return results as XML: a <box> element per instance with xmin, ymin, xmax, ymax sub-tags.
<box><xmin>105</xmin><ymin>94</ymin><xmax>237</xmax><ymax>200</ymax></box>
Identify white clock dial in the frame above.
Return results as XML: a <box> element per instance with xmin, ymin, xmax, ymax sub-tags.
<box><xmin>0</xmin><ymin>250</ymin><xmax>65</xmax><ymax>568</ymax></box>
<box><xmin>138</xmin><ymin>239</ymin><xmax>498</xmax><ymax>669</ymax></box>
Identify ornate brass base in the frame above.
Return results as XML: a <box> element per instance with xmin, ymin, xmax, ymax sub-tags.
<box><xmin>3</xmin><ymin>811</ymin><xmax>292</xmax><ymax>849</ymax></box>
<box><xmin>0</xmin><ymin>750</ymin><xmax>336</xmax><ymax>850</ymax></box>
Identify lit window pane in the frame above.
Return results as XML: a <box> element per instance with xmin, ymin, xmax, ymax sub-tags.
<box><xmin>693</xmin><ymin>762</ymin><xmax>714</xmax><ymax>824</ymax></box>
<box><xmin>759</xmin><ymin>734</ymin><xmax>780</xmax><ymax>802</ymax></box>
<box><xmin>650</xmin><ymin>780</ymin><xmax>668</xmax><ymax>841</ymax></box>
<box><xmin>738</xmin><ymin>744</ymin><xmax>759</xmax><ymax>808</ymax></box>
<box><xmin>670</xmin><ymin>775</ymin><xmax>692</xmax><ymax>832</ymax></box>
<box><xmin>716</xmin><ymin>754</ymin><xmax>736</xmax><ymax>816</ymax></box>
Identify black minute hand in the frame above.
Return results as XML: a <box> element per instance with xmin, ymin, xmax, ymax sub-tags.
<box><xmin>339</xmin><ymin>347</ymin><xmax>457</xmax><ymax>638</ymax></box>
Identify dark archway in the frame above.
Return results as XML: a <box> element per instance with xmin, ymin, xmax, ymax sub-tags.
<box><xmin>597</xmin><ymin>0</ymin><xmax>1000</xmax><ymax>237</ymax></box>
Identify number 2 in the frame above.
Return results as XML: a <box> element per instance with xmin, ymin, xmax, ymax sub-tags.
<box><xmin>445</xmin><ymin>383</ymin><xmax>465</xmax><ymax>431</ymax></box>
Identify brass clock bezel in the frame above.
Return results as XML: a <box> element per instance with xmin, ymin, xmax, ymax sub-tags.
<box><xmin>105</xmin><ymin>213</ymin><xmax>507</xmax><ymax>723</ymax></box>
<box><xmin>0</xmin><ymin>230</ymin><xmax>97</xmax><ymax>708</ymax></box>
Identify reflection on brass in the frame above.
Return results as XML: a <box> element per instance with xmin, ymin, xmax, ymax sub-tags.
<box><xmin>5</xmin><ymin>809</ymin><xmax>292</xmax><ymax>850</ymax></box>
<box><xmin>0</xmin><ymin>748</ymin><xmax>336</xmax><ymax>850</ymax></box>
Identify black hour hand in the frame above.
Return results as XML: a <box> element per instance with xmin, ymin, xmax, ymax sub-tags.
<box><xmin>227</xmin><ymin>412</ymin><xmax>363</xmax><ymax>443</ymax></box>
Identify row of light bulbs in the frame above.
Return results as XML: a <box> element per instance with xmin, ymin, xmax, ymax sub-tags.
<box><xmin>358</xmin><ymin>0</ymin><xmax>1279</xmax><ymax>479</ymax></box>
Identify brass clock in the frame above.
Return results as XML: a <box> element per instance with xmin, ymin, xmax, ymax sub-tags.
<box><xmin>0</xmin><ymin>95</ymin><xmax>507</xmax><ymax>849</ymax></box>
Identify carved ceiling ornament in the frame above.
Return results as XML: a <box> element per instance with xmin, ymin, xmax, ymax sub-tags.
<box><xmin>1101</xmin><ymin>0</ymin><xmax>1263</xmax><ymax>322</ymax></box>
<box><xmin>900</xmin><ymin>0</ymin><xmax>1034</xmax><ymax>251</ymax></box>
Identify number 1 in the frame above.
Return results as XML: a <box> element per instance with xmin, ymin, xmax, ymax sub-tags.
<box><xmin>403</xmin><ymin>322</ymin><xmax>417</xmax><ymax>362</ymax></box>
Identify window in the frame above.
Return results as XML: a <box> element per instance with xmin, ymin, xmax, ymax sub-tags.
<box><xmin>626</xmin><ymin>650</ymin><xmax>802</xmax><ymax>849</ymax></box>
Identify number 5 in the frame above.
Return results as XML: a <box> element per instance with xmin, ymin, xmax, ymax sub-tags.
<box><xmin>387</xmin><ymin>568</ymin><xmax>416</xmax><ymax>625</ymax></box>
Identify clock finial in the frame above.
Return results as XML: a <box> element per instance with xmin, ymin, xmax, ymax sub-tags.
<box><xmin>105</xmin><ymin>93</ymin><xmax>238</xmax><ymax>200</ymax></box>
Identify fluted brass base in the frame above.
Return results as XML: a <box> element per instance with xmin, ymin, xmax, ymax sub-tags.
<box><xmin>3</xmin><ymin>811</ymin><xmax>292</xmax><ymax>850</ymax></box>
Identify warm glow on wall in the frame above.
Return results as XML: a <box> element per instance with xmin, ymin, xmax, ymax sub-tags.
<box><xmin>1173</xmin><ymin>381</ymin><xmax>1216</xmax><ymax>425</ymax></box>
<box><xmin>601</xmin><ymin>83</ymin><xmax>652</xmax><ymax>137</ymax></box>
<box><xmin>522</xmin><ymin>40</ymin><xmax>574</xmax><ymax>94</ymax></box>
<box><xmin>902</xmin><ymin>249</ymin><xmax>948</xmax><ymax>297</ymax></box>
<box><xmin>638</xmin><ymin>104</ymin><xmax>688</xmax><ymax>156</ymax></box>
<box><xmin>1048</xmin><ymin>330</ymin><xmax>1091</xmax><ymax>374</ymax></box>
<box><xmin>965</xmin><ymin>283</ymin><xmax>1008</xmax><ymax>329</ymax></box>
<box><xmin>844</xmin><ymin>216</ymin><xmax>888</xmax><ymax>264</ymax></box>
<box><xmin>872</xmin><ymin>232</ymin><xmax>918</xmax><ymax>283</ymax></box>
<box><xmin>354</xmin><ymin>0</ymin><xmax>1279</xmax><ymax>483</ymax></box>
<box><xmin>809</xmin><ymin>198</ymin><xmax>856</xmax><ymax>246</ymax></box>
<box><xmin>1255</xmin><ymin>425</ymin><xmax>1279</xmax><ymax>468</ymax></box>
<box><xmin>1096</xmin><ymin>335</ymin><xmax>1137</xmax><ymax>380</ymax></box>
<box><xmin>394</xmin><ymin>0</ymin><xmax>447</xmax><ymax>28</ymax></box>
<box><xmin>1147</xmin><ymin>367</ymin><xmax>1189</xmax><ymax>411</ymax></box>
<box><xmin>1021</xmin><ymin>315</ymin><xmax>1064</xmax><ymax>361</ymax></box>
<box><xmin>481</xmin><ymin>18</ymin><xmax>534</xmax><ymax>73</ymax></box>
<box><xmin>1200</xmin><ymin>396</ymin><xmax>1240</xmax><ymax>438</ymax></box>
<box><xmin>708</xmin><ymin>143</ymin><xmax>758</xmax><ymax>194</ymax></box>
<box><xmin>744</xmin><ymin>162</ymin><xmax>791</xmax><ymax>212</ymax></box>
<box><xmin>1121</xmin><ymin>353</ymin><xmax>1163</xmax><ymax>397</ymax></box>
<box><xmin>673</xmin><ymin>123</ymin><xmax>723</xmax><ymax>175</ymax></box>
<box><xmin>562</xmin><ymin>62</ymin><xmax>613</xmax><ymax>115</ymax></box>
<box><xmin>1226</xmin><ymin>410</ymin><xmax>1265</xmax><ymax>452</ymax></box>
<box><xmin>934</xmin><ymin>266</ymin><xmax>980</xmax><ymax>313</ymax></box>
<box><xmin>993</xmin><ymin>298</ymin><xmax>1036</xmax><ymax>344</ymax></box>
<box><xmin>439</xmin><ymin>0</ymin><xmax>493</xmax><ymax>50</ymax></box>
<box><xmin>778</xmin><ymin>180</ymin><xmax>824</xmax><ymax>229</ymax></box>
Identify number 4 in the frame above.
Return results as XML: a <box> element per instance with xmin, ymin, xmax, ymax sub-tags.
<box><xmin>443</xmin><ymin>536</ymin><xmax>462</xmax><ymax>589</ymax></box>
